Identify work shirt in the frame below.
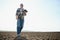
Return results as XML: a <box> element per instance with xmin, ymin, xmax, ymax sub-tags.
<box><xmin>16</xmin><ymin>8</ymin><xmax>24</xmax><ymax>19</ymax></box>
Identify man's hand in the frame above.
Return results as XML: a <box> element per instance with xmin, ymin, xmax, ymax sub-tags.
<box><xmin>16</xmin><ymin>15</ymin><xmax>18</xmax><ymax>20</ymax></box>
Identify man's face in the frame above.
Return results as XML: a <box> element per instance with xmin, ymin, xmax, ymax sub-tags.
<box><xmin>20</xmin><ymin>4</ymin><xmax>23</xmax><ymax>8</ymax></box>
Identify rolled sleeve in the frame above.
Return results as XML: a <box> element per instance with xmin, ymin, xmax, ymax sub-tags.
<box><xmin>16</xmin><ymin>8</ymin><xmax>20</xmax><ymax>16</ymax></box>
<box><xmin>16</xmin><ymin>10</ymin><xmax>18</xmax><ymax>16</ymax></box>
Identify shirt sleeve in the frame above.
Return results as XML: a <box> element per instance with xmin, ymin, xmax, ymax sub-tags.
<box><xmin>16</xmin><ymin>8</ymin><xmax>20</xmax><ymax>16</ymax></box>
<box><xmin>16</xmin><ymin>9</ymin><xmax>18</xmax><ymax>16</ymax></box>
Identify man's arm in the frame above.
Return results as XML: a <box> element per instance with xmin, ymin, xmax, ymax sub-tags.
<box><xmin>16</xmin><ymin>8</ymin><xmax>19</xmax><ymax>20</ymax></box>
<box><xmin>16</xmin><ymin>15</ymin><xmax>18</xmax><ymax>20</ymax></box>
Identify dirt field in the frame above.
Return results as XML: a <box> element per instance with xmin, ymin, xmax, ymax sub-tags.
<box><xmin>0</xmin><ymin>32</ymin><xmax>60</xmax><ymax>40</ymax></box>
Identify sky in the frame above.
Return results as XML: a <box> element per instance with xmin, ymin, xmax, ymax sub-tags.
<box><xmin>0</xmin><ymin>0</ymin><xmax>60</xmax><ymax>32</ymax></box>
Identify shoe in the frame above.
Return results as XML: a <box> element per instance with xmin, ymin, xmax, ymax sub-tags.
<box><xmin>17</xmin><ymin>35</ymin><xmax>21</xmax><ymax>39</ymax></box>
<box><xmin>17</xmin><ymin>34</ymin><xmax>21</xmax><ymax>37</ymax></box>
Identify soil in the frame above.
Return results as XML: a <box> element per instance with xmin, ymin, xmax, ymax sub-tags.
<box><xmin>0</xmin><ymin>32</ymin><xmax>60</xmax><ymax>40</ymax></box>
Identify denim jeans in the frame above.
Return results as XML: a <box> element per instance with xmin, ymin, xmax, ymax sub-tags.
<box><xmin>17</xmin><ymin>18</ymin><xmax>24</xmax><ymax>35</ymax></box>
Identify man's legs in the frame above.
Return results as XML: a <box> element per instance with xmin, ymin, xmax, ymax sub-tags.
<box><xmin>20</xmin><ymin>19</ymin><xmax>24</xmax><ymax>32</ymax></box>
<box><xmin>17</xmin><ymin>19</ymin><xmax>24</xmax><ymax>36</ymax></box>
<box><xmin>17</xmin><ymin>19</ymin><xmax>21</xmax><ymax>35</ymax></box>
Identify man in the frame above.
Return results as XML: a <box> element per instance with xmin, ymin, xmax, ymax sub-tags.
<box><xmin>16</xmin><ymin>3</ymin><xmax>28</xmax><ymax>37</ymax></box>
